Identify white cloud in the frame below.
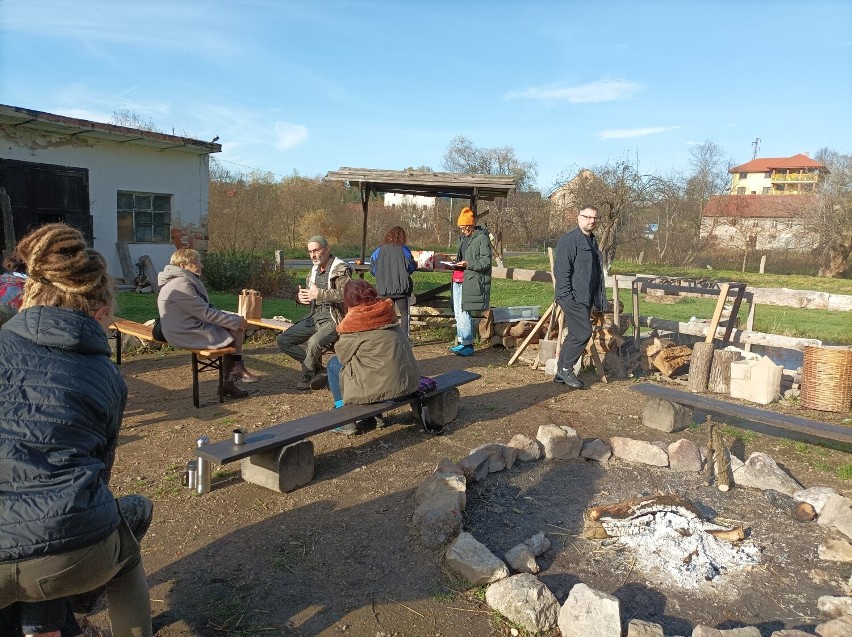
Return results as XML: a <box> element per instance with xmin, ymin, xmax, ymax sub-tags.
<box><xmin>597</xmin><ymin>126</ymin><xmax>681</xmax><ymax>140</ymax></box>
<box><xmin>506</xmin><ymin>78</ymin><xmax>641</xmax><ymax>103</ymax></box>
<box><xmin>274</xmin><ymin>122</ymin><xmax>309</xmax><ymax>150</ymax></box>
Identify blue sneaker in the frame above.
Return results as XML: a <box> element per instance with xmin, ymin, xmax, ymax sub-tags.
<box><xmin>454</xmin><ymin>344</ymin><xmax>475</xmax><ymax>357</ymax></box>
<box><xmin>449</xmin><ymin>343</ymin><xmax>465</xmax><ymax>353</ymax></box>
<box><xmin>333</xmin><ymin>423</ymin><xmax>359</xmax><ymax>435</ymax></box>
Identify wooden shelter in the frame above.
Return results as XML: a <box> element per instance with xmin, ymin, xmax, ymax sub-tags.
<box><xmin>324</xmin><ymin>167</ymin><xmax>515</xmax><ymax>260</ymax></box>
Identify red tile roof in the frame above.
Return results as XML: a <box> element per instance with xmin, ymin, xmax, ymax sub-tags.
<box><xmin>730</xmin><ymin>154</ymin><xmax>826</xmax><ymax>174</ymax></box>
<box><xmin>702</xmin><ymin>194</ymin><xmax>817</xmax><ymax>219</ymax></box>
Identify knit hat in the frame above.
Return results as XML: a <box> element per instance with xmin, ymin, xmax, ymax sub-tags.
<box><xmin>457</xmin><ymin>207</ymin><xmax>475</xmax><ymax>227</ymax></box>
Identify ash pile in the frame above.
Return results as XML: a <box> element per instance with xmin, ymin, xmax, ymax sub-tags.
<box><xmin>584</xmin><ymin>494</ymin><xmax>761</xmax><ymax>588</ymax></box>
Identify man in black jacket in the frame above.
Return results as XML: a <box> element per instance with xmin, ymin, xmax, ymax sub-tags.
<box><xmin>553</xmin><ymin>205</ymin><xmax>608</xmax><ymax>389</ymax></box>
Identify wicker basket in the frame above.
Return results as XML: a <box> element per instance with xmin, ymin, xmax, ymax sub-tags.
<box><xmin>801</xmin><ymin>345</ymin><xmax>852</xmax><ymax>412</ymax></box>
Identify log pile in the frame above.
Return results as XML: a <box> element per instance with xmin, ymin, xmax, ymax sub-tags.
<box><xmin>478</xmin><ymin>309</ymin><xmax>543</xmax><ymax>349</ymax></box>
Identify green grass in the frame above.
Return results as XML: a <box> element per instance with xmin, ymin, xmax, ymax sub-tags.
<box><xmin>115</xmin><ymin>255</ymin><xmax>851</xmax><ymax>344</ymax></box>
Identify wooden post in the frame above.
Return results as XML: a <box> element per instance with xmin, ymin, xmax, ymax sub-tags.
<box><xmin>708</xmin><ymin>350</ymin><xmax>742</xmax><ymax>394</ymax></box>
<box><xmin>632</xmin><ymin>280</ymin><xmax>641</xmax><ymax>343</ymax></box>
<box><xmin>1</xmin><ymin>187</ymin><xmax>15</xmax><ymax>258</ymax></box>
<box><xmin>712</xmin><ymin>424</ymin><xmax>731</xmax><ymax>492</ymax></box>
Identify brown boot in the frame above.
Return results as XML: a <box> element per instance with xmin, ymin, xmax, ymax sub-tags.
<box><xmin>223</xmin><ymin>378</ymin><xmax>249</xmax><ymax>398</ymax></box>
<box><xmin>232</xmin><ymin>359</ymin><xmax>260</xmax><ymax>383</ymax></box>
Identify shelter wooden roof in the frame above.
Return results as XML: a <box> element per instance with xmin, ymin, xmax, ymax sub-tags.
<box><xmin>324</xmin><ymin>167</ymin><xmax>515</xmax><ymax>200</ymax></box>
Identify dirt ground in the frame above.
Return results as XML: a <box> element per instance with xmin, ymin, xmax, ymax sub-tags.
<box><xmin>91</xmin><ymin>336</ymin><xmax>852</xmax><ymax>637</ymax></box>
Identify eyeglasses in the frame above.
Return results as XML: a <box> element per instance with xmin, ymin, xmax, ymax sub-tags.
<box><xmin>579</xmin><ymin>214</ymin><xmax>599</xmax><ymax>221</ymax></box>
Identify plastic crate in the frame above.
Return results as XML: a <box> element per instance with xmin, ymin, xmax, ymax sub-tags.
<box><xmin>490</xmin><ymin>306</ymin><xmax>540</xmax><ymax>323</ymax></box>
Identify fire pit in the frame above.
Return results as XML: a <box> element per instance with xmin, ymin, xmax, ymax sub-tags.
<box><xmin>583</xmin><ymin>495</ymin><xmax>761</xmax><ymax>588</ymax></box>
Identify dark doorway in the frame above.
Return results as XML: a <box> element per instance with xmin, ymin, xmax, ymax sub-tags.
<box><xmin>0</xmin><ymin>159</ymin><xmax>93</xmax><ymax>249</ymax></box>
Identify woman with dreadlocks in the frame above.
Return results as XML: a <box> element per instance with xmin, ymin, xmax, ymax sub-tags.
<box><xmin>0</xmin><ymin>223</ymin><xmax>153</xmax><ymax>637</ymax></box>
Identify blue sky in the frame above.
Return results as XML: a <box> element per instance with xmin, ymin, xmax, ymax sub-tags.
<box><xmin>2</xmin><ymin>0</ymin><xmax>851</xmax><ymax>193</ymax></box>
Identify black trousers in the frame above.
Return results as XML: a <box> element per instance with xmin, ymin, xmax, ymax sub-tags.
<box><xmin>557</xmin><ymin>299</ymin><xmax>592</xmax><ymax>373</ymax></box>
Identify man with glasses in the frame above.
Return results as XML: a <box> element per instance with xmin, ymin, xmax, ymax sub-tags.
<box><xmin>553</xmin><ymin>206</ymin><xmax>608</xmax><ymax>389</ymax></box>
<box><xmin>277</xmin><ymin>235</ymin><xmax>352</xmax><ymax>390</ymax></box>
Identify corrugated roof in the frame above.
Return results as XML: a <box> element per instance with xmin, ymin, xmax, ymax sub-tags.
<box><xmin>730</xmin><ymin>154</ymin><xmax>826</xmax><ymax>174</ymax></box>
<box><xmin>702</xmin><ymin>194</ymin><xmax>817</xmax><ymax>219</ymax></box>
<box><xmin>0</xmin><ymin>104</ymin><xmax>221</xmax><ymax>155</ymax></box>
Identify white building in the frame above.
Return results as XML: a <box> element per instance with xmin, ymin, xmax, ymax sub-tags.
<box><xmin>383</xmin><ymin>192</ymin><xmax>435</xmax><ymax>208</ymax></box>
<box><xmin>0</xmin><ymin>104</ymin><xmax>220</xmax><ymax>282</ymax></box>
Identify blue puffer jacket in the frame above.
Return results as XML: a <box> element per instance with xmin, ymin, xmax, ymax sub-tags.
<box><xmin>0</xmin><ymin>306</ymin><xmax>126</xmax><ymax>561</ymax></box>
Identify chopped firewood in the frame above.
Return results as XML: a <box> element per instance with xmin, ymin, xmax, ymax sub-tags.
<box><xmin>707</xmin><ymin>527</ymin><xmax>745</xmax><ymax>542</ymax></box>
<box><xmin>653</xmin><ymin>345</ymin><xmax>692</xmax><ymax>377</ymax></box>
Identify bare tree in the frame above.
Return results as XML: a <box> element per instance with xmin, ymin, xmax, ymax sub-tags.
<box><xmin>442</xmin><ymin>136</ymin><xmax>536</xmax><ymax>254</ymax></box>
<box><xmin>554</xmin><ymin>157</ymin><xmax>651</xmax><ymax>269</ymax></box>
<box><xmin>812</xmin><ymin>148</ymin><xmax>852</xmax><ymax>277</ymax></box>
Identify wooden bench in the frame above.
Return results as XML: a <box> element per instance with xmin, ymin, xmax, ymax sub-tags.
<box><xmin>110</xmin><ymin>318</ymin><xmax>237</xmax><ymax>408</ymax></box>
<box><xmin>631</xmin><ymin>382</ymin><xmax>852</xmax><ymax>446</ymax></box>
<box><xmin>196</xmin><ymin>368</ymin><xmax>481</xmax><ymax>493</ymax></box>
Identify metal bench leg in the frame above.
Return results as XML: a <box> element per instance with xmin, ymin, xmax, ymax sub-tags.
<box><xmin>217</xmin><ymin>356</ymin><xmax>225</xmax><ymax>403</ymax></box>
<box><xmin>191</xmin><ymin>353</ymin><xmax>200</xmax><ymax>408</ymax></box>
<box><xmin>115</xmin><ymin>331</ymin><xmax>122</xmax><ymax>365</ymax></box>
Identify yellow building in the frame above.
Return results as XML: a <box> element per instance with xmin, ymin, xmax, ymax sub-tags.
<box><xmin>728</xmin><ymin>153</ymin><xmax>828</xmax><ymax>195</ymax></box>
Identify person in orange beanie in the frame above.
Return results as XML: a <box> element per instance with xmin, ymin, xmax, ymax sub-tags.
<box><xmin>449</xmin><ymin>206</ymin><xmax>492</xmax><ymax>356</ymax></box>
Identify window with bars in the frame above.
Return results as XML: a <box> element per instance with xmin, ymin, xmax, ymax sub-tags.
<box><xmin>117</xmin><ymin>191</ymin><xmax>172</xmax><ymax>242</ymax></box>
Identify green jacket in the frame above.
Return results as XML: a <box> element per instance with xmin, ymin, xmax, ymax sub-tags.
<box><xmin>336</xmin><ymin>322</ymin><xmax>420</xmax><ymax>404</ymax></box>
<box><xmin>456</xmin><ymin>226</ymin><xmax>493</xmax><ymax>312</ymax></box>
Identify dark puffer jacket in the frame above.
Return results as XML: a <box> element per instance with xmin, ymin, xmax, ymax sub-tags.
<box><xmin>456</xmin><ymin>226</ymin><xmax>492</xmax><ymax>312</ymax></box>
<box><xmin>0</xmin><ymin>306</ymin><xmax>126</xmax><ymax>561</ymax></box>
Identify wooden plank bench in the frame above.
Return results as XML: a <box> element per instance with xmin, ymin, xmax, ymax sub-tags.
<box><xmin>196</xmin><ymin>368</ymin><xmax>481</xmax><ymax>493</ymax></box>
<box><xmin>110</xmin><ymin>318</ymin><xmax>236</xmax><ymax>408</ymax></box>
<box><xmin>631</xmin><ymin>382</ymin><xmax>852</xmax><ymax>446</ymax></box>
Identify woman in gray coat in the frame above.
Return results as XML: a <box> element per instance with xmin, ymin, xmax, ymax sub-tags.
<box><xmin>157</xmin><ymin>248</ymin><xmax>257</xmax><ymax>398</ymax></box>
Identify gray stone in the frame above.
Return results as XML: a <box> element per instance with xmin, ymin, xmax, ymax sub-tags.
<box><xmin>414</xmin><ymin>472</ymin><xmax>466</xmax><ymax>510</ymax></box>
<box><xmin>818</xmin><ymin>595</ymin><xmax>852</xmax><ymax>617</ymax></box>
<box><xmin>642</xmin><ymin>397</ymin><xmax>693</xmax><ymax>432</ymax></box>
<box><xmin>794</xmin><ymin>486</ymin><xmax>839</xmax><ymax>515</ymax></box>
<box><xmin>421</xmin><ymin>387</ymin><xmax>460</xmax><ymax>427</ymax></box>
<box><xmin>434</xmin><ymin>457</ymin><xmax>464</xmax><ymax>476</ymax></box>
<box><xmin>818</xmin><ymin>538</ymin><xmax>852</xmax><ymax>562</ymax></box>
<box><xmin>537</xmin><ymin>424</ymin><xmax>581</xmax><ymax>460</ymax></box>
<box><xmin>459</xmin><ymin>449</ymin><xmax>490</xmax><ymax>484</ymax></box>
<box><xmin>692</xmin><ymin>628</ymin><xmax>761</xmax><ymax>637</ymax></box>
<box><xmin>523</xmin><ymin>531</ymin><xmax>551</xmax><ymax>556</ymax></box>
<box><xmin>504</xmin><ymin>543</ymin><xmax>539</xmax><ymax>573</ymax></box>
<box><xmin>240</xmin><ymin>440</ymin><xmax>314</xmax><ymax>493</ymax></box>
<box><xmin>444</xmin><ymin>532</ymin><xmax>510</xmax><ymax>585</ymax></box>
<box><xmin>609</xmin><ymin>436</ymin><xmax>669</xmax><ymax>467</ymax></box>
<box><xmin>485</xmin><ymin>573</ymin><xmax>559</xmax><ymax>634</ymax></box>
<box><xmin>771</xmin><ymin>630</ymin><xmax>818</xmax><ymax>637</ymax></box>
<box><xmin>817</xmin><ymin>494</ymin><xmax>852</xmax><ymax>526</ymax></box>
<box><xmin>558</xmin><ymin>583</ymin><xmax>621</xmax><ymax>637</ymax></box>
<box><xmin>668</xmin><ymin>439</ymin><xmax>703</xmax><ymax>472</ymax></box>
<box><xmin>508</xmin><ymin>434</ymin><xmax>542</xmax><ymax>461</ymax></box>
<box><xmin>627</xmin><ymin>619</ymin><xmax>664</xmax><ymax>637</ymax></box>
<box><xmin>559</xmin><ymin>425</ymin><xmax>584</xmax><ymax>456</ymax></box>
<box><xmin>736</xmin><ymin>452</ymin><xmax>802</xmax><ymax>496</ymax></box>
<box><xmin>815</xmin><ymin>615</ymin><xmax>852</xmax><ymax>637</ymax></box>
<box><xmin>411</xmin><ymin>491</ymin><xmax>463</xmax><ymax>549</ymax></box>
<box><xmin>580</xmin><ymin>438</ymin><xmax>612</xmax><ymax>463</ymax></box>
<box><xmin>471</xmin><ymin>443</ymin><xmax>507</xmax><ymax>473</ymax></box>
<box><xmin>501</xmin><ymin>443</ymin><xmax>519</xmax><ymax>469</ymax></box>
<box><xmin>818</xmin><ymin>495</ymin><xmax>852</xmax><ymax>540</ymax></box>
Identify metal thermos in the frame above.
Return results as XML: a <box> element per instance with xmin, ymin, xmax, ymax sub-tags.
<box><xmin>196</xmin><ymin>435</ymin><xmax>211</xmax><ymax>494</ymax></box>
<box><xmin>185</xmin><ymin>460</ymin><xmax>198</xmax><ymax>489</ymax></box>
